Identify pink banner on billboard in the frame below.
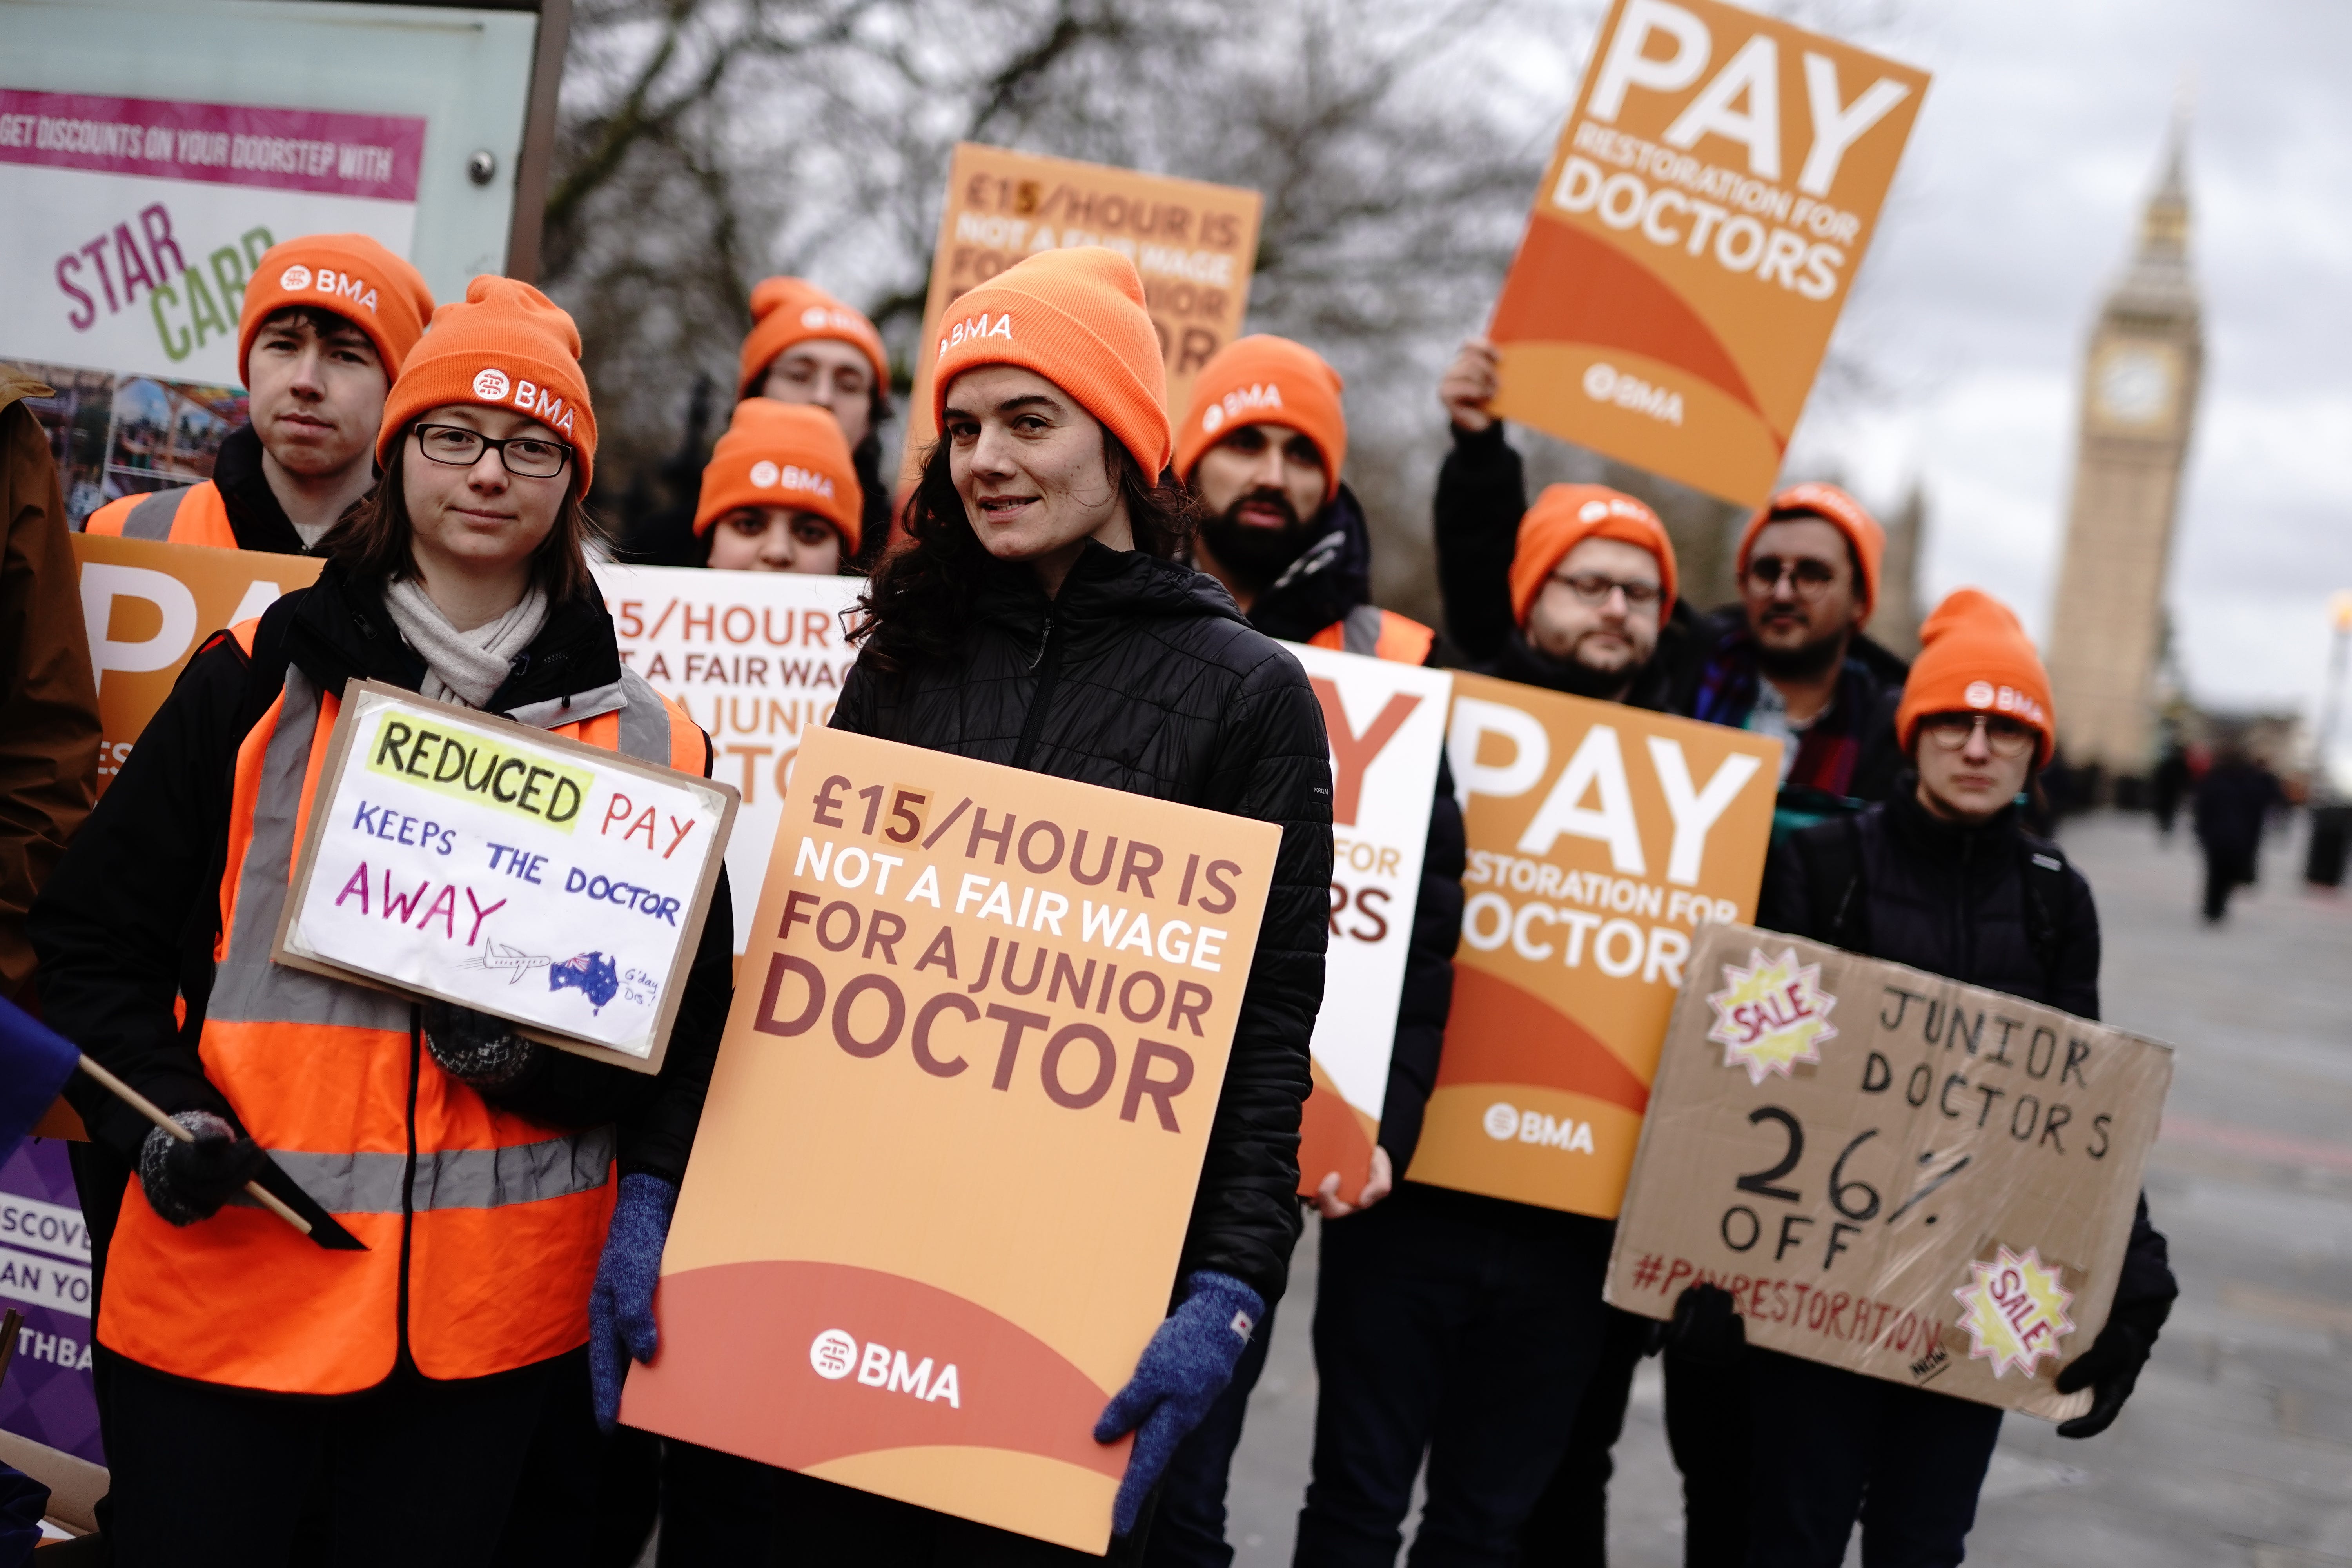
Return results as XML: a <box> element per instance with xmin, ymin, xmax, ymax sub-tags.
<box><xmin>0</xmin><ymin>89</ymin><xmax>424</xmax><ymax>202</ymax></box>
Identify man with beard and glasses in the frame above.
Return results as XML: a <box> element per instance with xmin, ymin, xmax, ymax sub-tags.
<box><xmin>1146</xmin><ymin>336</ymin><xmax>1464</xmax><ymax>1568</ymax></box>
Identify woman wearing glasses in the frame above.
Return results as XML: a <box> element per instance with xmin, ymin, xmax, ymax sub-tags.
<box><xmin>32</xmin><ymin>278</ymin><xmax>733</xmax><ymax>1564</ymax></box>
<box><xmin>1746</xmin><ymin>588</ymin><xmax>2177</xmax><ymax>1567</ymax></box>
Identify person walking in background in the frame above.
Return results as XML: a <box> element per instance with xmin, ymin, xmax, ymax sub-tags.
<box><xmin>1145</xmin><ymin>334</ymin><xmax>1463</xmax><ymax>1568</ymax></box>
<box><xmin>32</xmin><ymin>278</ymin><xmax>733</xmax><ymax>1567</ymax></box>
<box><xmin>690</xmin><ymin>399</ymin><xmax>865</xmax><ymax>574</ymax></box>
<box><xmin>1754</xmin><ymin>588</ymin><xmax>2176</xmax><ymax>1566</ymax></box>
<box><xmin>2192</xmin><ymin>733</ymin><xmax>2283</xmax><ymax>923</ymax></box>
<box><xmin>82</xmin><ymin>234</ymin><xmax>432</xmax><ymax>552</ymax></box>
<box><xmin>2150</xmin><ymin>735</ymin><xmax>2192</xmax><ymax>839</ymax></box>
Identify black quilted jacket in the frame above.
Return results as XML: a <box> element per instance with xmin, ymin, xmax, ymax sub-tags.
<box><xmin>832</xmin><ymin>541</ymin><xmax>1332</xmax><ymax>1305</ymax></box>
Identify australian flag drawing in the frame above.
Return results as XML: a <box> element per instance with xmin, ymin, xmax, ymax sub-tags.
<box><xmin>550</xmin><ymin>951</ymin><xmax>622</xmax><ymax>1012</ymax></box>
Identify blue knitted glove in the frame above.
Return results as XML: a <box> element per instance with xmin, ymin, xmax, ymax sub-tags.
<box><xmin>589</xmin><ymin>1173</ymin><xmax>676</xmax><ymax>1432</ymax></box>
<box><xmin>1093</xmin><ymin>1270</ymin><xmax>1264</xmax><ymax>1536</ymax></box>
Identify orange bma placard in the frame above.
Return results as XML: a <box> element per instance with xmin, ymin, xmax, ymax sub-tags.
<box><xmin>620</xmin><ymin>725</ymin><xmax>1281</xmax><ymax>1553</ymax></box>
<box><xmin>1405</xmin><ymin>673</ymin><xmax>1779</xmax><ymax>1218</ymax></box>
<box><xmin>73</xmin><ymin>532</ymin><xmax>322</xmax><ymax>793</ymax></box>
<box><xmin>1487</xmin><ymin>0</ymin><xmax>1929</xmax><ymax>505</ymax></box>
<box><xmin>902</xmin><ymin>143</ymin><xmax>1262</xmax><ymax>473</ymax></box>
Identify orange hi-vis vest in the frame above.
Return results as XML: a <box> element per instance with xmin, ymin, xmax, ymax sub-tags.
<box><xmin>1308</xmin><ymin>604</ymin><xmax>1436</xmax><ymax>666</ymax></box>
<box><xmin>84</xmin><ymin>481</ymin><xmax>238</xmax><ymax>547</ymax></box>
<box><xmin>98</xmin><ymin>622</ymin><xmax>708</xmax><ymax>1394</ymax></box>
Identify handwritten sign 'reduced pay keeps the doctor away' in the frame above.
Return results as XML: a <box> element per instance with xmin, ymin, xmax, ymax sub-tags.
<box><xmin>274</xmin><ymin>682</ymin><xmax>737</xmax><ymax>1070</ymax></box>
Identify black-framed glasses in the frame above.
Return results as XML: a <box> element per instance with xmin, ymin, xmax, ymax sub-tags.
<box><xmin>1919</xmin><ymin>712</ymin><xmax>2038</xmax><ymax>759</ymax></box>
<box><xmin>1745</xmin><ymin>555</ymin><xmax>1841</xmax><ymax>598</ymax></box>
<box><xmin>412</xmin><ymin>424</ymin><xmax>573</xmax><ymax>479</ymax></box>
<box><xmin>1549</xmin><ymin>572</ymin><xmax>1662</xmax><ymax>611</ymax></box>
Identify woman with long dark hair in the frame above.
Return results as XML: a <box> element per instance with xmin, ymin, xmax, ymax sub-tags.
<box><xmin>652</xmin><ymin>247</ymin><xmax>1332</xmax><ymax>1564</ymax></box>
<box><xmin>32</xmin><ymin>278</ymin><xmax>732</xmax><ymax>1565</ymax></box>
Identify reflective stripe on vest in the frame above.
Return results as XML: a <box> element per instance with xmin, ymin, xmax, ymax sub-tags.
<box><xmin>84</xmin><ymin>481</ymin><xmax>238</xmax><ymax>547</ymax></box>
<box><xmin>100</xmin><ymin>654</ymin><xmax>703</xmax><ymax>1393</ymax></box>
<box><xmin>1308</xmin><ymin>605</ymin><xmax>1436</xmax><ymax>665</ymax></box>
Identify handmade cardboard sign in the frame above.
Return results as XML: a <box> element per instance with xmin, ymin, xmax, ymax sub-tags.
<box><xmin>903</xmin><ymin>143</ymin><xmax>1262</xmax><ymax>474</ymax></box>
<box><xmin>272</xmin><ymin>682</ymin><xmax>737</xmax><ymax>1071</ymax></box>
<box><xmin>620</xmin><ymin>725</ymin><xmax>1281</xmax><ymax>1552</ymax></box>
<box><xmin>72</xmin><ymin>532</ymin><xmax>321</xmax><ymax>794</ymax></box>
<box><xmin>1405</xmin><ymin>672</ymin><xmax>1779</xmax><ymax>1217</ymax></box>
<box><xmin>595</xmin><ymin>564</ymin><xmax>862</xmax><ymax>953</ymax></box>
<box><xmin>1288</xmin><ymin>643</ymin><xmax>1452</xmax><ymax>1198</ymax></box>
<box><xmin>1486</xmin><ymin>0</ymin><xmax>1929</xmax><ymax>505</ymax></box>
<box><xmin>1606</xmin><ymin>923</ymin><xmax>2172</xmax><ymax>1419</ymax></box>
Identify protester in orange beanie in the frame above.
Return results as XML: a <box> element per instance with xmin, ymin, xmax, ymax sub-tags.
<box><xmin>1735</xmin><ymin>480</ymin><xmax>1887</xmax><ymax>623</ymax></box>
<box><xmin>85</xmin><ymin>234</ymin><xmax>434</xmax><ymax>552</ymax></box>
<box><xmin>1176</xmin><ymin>335</ymin><xmax>1348</xmax><ymax>503</ymax></box>
<box><xmin>929</xmin><ymin>246</ymin><xmax>1171</xmax><ymax>476</ymax></box>
<box><xmin>238</xmin><ymin>234</ymin><xmax>434</xmax><ymax>383</ymax></box>
<box><xmin>1897</xmin><ymin>587</ymin><xmax>2056</xmax><ymax>768</ymax></box>
<box><xmin>1508</xmin><ymin>484</ymin><xmax>1678</xmax><ymax>627</ymax></box>
<box><xmin>693</xmin><ymin>399</ymin><xmax>863</xmax><ymax>573</ymax></box>
<box><xmin>738</xmin><ymin>276</ymin><xmax>889</xmax><ymax>400</ymax></box>
<box><xmin>376</xmin><ymin>275</ymin><xmax>596</xmax><ymax>494</ymax></box>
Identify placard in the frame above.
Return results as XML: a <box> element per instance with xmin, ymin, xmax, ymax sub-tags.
<box><xmin>595</xmin><ymin>563</ymin><xmax>862</xmax><ymax>954</ymax></box>
<box><xmin>620</xmin><ymin>725</ymin><xmax>1281</xmax><ymax>1553</ymax></box>
<box><xmin>1606</xmin><ymin>923</ymin><xmax>2172</xmax><ymax>1419</ymax></box>
<box><xmin>71</xmin><ymin>531</ymin><xmax>320</xmax><ymax>793</ymax></box>
<box><xmin>1288</xmin><ymin>643</ymin><xmax>1452</xmax><ymax>1197</ymax></box>
<box><xmin>273</xmin><ymin>682</ymin><xmax>737</xmax><ymax>1071</ymax></box>
<box><xmin>1405</xmin><ymin>672</ymin><xmax>1779</xmax><ymax>1217</ymax></box>
<box><xmin>903</xmin><ymin>143</ymin><xmax>1262</xmax><ymax>473</ymax></box>
<box><xmin>1486</xmin><ymin>0</ymin><xmax>1928</xmax><ymax>505</ymax></box>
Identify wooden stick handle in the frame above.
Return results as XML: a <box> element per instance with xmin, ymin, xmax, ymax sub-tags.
<box><xmin>74</xmin><ymin>1056</ymin><xmax>315</xmax><ymax>1238</ymax></box>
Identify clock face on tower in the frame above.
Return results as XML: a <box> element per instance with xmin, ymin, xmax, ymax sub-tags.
<box><xmin>2092</xmin><ymin>341</ymin><xmax>2178</xmax><ymax>430</ymax></box>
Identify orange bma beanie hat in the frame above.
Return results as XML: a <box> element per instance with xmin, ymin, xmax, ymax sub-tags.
<box><xmin>238</xmin><ymin>234</ymin><xmax>434</xmax><ymax>383</ymax></box>
<box><xmin>1896</xmin><ymin>588</ymin><xmax>2057</xmax><ymax>766</ymax></box>
<box><xmin>694</xmin><ymin>400</ymin><xmax>864</xmax><ymax>552</ymax></box>
<box><xmin>930</xmin><ymin>247</ymin><xmax>1170</xmax><ymax>475</ymax></box>
<box><xmin>376</xmin><ymin>276</ymin><xmax>598</xmax><ymax>492</ymax></box>
<box><xmin>1506</xmin><ymin>485</ymin><xmax>1679</xmax><ymax>628</ymax></box>
<box><xmin>1736</xmin><ymin>481</ymin><xmax>1887</xmax><ymax>622</ymax></box>
<box><xmin>1174</xmin><ymin>335</ymin><xmax>1348</xmax><ymax>503</ymax></box>
<box><xmin>738</xmin><ymin>277</ymin><xmax>889</xmax><ymax>398</ymax></box>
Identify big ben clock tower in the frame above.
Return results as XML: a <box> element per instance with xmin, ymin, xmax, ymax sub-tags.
<box><xmin>2044</xmin><ymin>116</ymin><xmax>2204</xmax><ymax>783</ymax></box>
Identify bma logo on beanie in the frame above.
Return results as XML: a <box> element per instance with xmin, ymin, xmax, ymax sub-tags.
<box><xmin>473</xmin><ymin>368</ymin><xmax>512</xmax><ymax>401</ymax></box>
<box><xmin>938</xmin><ymin>310</ymin><xmax>1014</xmax><ymax>356</ymax></box>
<box><xmin>1200</xmin><ymin>381</ymin><xmax>1285</xmax><ymax>437</ymax></box>
<box><xmin>280</xmin><ymin>264</ymin><xmax>312</xmax><ymax>290</ymax></box>
<box><xmin>1577</xmin><ymin>495</ymin><xmax>1656</xmax><ymax>526</ymax></box>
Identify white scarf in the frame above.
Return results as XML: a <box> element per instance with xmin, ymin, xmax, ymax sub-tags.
<box><xmin>381</xmin><ymin>577</ymin><xmax>550</xmax><ymax>710</ymax></box>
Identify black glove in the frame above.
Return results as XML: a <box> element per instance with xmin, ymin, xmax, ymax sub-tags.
<box><xmin>138</xmin><ymin>1111</ymin><xmax>268</xmax><ymax>1226</ymax></box>
<box><xmin>2054</xmin><ymin>1301</ymin><xmax>2165</xmax><ymax>1438</ymax></box>
<box><xmin>421</xmin><ymin>999</ymin><xmax>538</xmax><ymax>1089</ymax></box>
<box><xmin>1665</xmin><ymin>1283</ymin><xmax>1746</xmax><ymax>1369</ymax></box>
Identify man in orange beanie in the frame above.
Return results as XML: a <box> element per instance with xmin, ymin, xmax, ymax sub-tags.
<box><xmin>85</xmin><ymin>233</ymin><xmax>432</xmax><ymax>552</ymax></box>
<box><xmin>1753</xmin><ymin>588</ymin><xmax>2176</xmax><ymax>1564</ymax></box>
<box><xmin>740</xmin><ymin>276</ymin><xmax>892</xmax><ymax>557</ymax></box>
<box><xmin>693</xmin><ymin>399</ymin><xmax>863</xmax><ymax>573</ymax></box>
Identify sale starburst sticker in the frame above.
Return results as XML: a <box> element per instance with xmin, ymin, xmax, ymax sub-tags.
<box><xmin>1706</xmin><ymin>947</ymin><xmax>1838</xmax><ymax>1084</ymax></box>
<box><xmin>1952</xmin><ymin>1245</ymin><xmax>2076</xmax><ymax>1379</ymax></box>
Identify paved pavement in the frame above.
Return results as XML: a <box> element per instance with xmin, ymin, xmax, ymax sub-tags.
<box><xmin>1220</xmin><ymin>808</ymin><xmax>2352</xmax><ymax>1566</ymax></box>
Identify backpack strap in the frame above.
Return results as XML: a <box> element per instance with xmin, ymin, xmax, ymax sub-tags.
<box><xmin>2018</xmin><ymin>835</ymin><xmax>2069</xmax><ymax>985</ymax></box>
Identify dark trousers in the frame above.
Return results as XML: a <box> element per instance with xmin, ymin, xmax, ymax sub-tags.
<box><xmin>1745</xmin><ymin>1350</ymin><xmax>2002</xmax><ymax>1568</ymax></box>
<box><xmin>2201</xmin><ymin>847</ymin><xmax>2253</xmax><ymax>921</ymax></box>
<box><xmin>104</xmin><ymin>1347</ymin><xmax>569</xmax><ymax>1567</ymax></box>
<box><xmin>657</xmin><ymin>1440</ymin><xmax>1152</xmax><ymax>1566</ymax></box>
<box><xmin>1142</xmin><ymin>1299</ymin><xmax>1278</xmax><ymax>1568</ymax></box>
<box><xmin>1515</xmin><ymin>1314</ymin><xmax>1749</xmax><ymax>1568</ymax></box>
<box><xmin>1293</xmin><ymin>1183</ymin><xmax>1613</xmax><ymax>1568</ymax></box>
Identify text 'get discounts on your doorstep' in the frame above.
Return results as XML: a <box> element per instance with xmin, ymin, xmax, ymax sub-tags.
<box><xmin>622</xmin><ymin>726</ymin><xmax>1280</xmax><ymax>1553</ymax></box>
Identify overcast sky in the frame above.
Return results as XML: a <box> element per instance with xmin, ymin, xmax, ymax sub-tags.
<box><xmin>1781</xmin><ymin>0</ymin><xmax>2352</xmax><ymax>729</ymax></box>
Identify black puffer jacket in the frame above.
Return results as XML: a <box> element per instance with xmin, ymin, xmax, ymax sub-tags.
<box><xmin>833</xmin><ymin>541</ymin><xmax>1331</xmax><ymax>1305</ymax></box>
<box><xmin>1762</xmin><ymin>783</ymin><xmax>2177</xmax><ymax>1319</ymax></box>
<box><xmin>33</xmin><ymin>563</ymin><xmax>732</xmax><ymax>1182</ymax></box>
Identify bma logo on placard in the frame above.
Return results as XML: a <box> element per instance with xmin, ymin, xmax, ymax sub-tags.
<box><xmin>1483</xmin><ymin>1100</ymin><xmax>1596</xmax><ymax>1154</ymax></box>
<box><xmin>807</xmin><ymin>1328</ymin><xmax>962</xmax><ymax>1407</ymax></box>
